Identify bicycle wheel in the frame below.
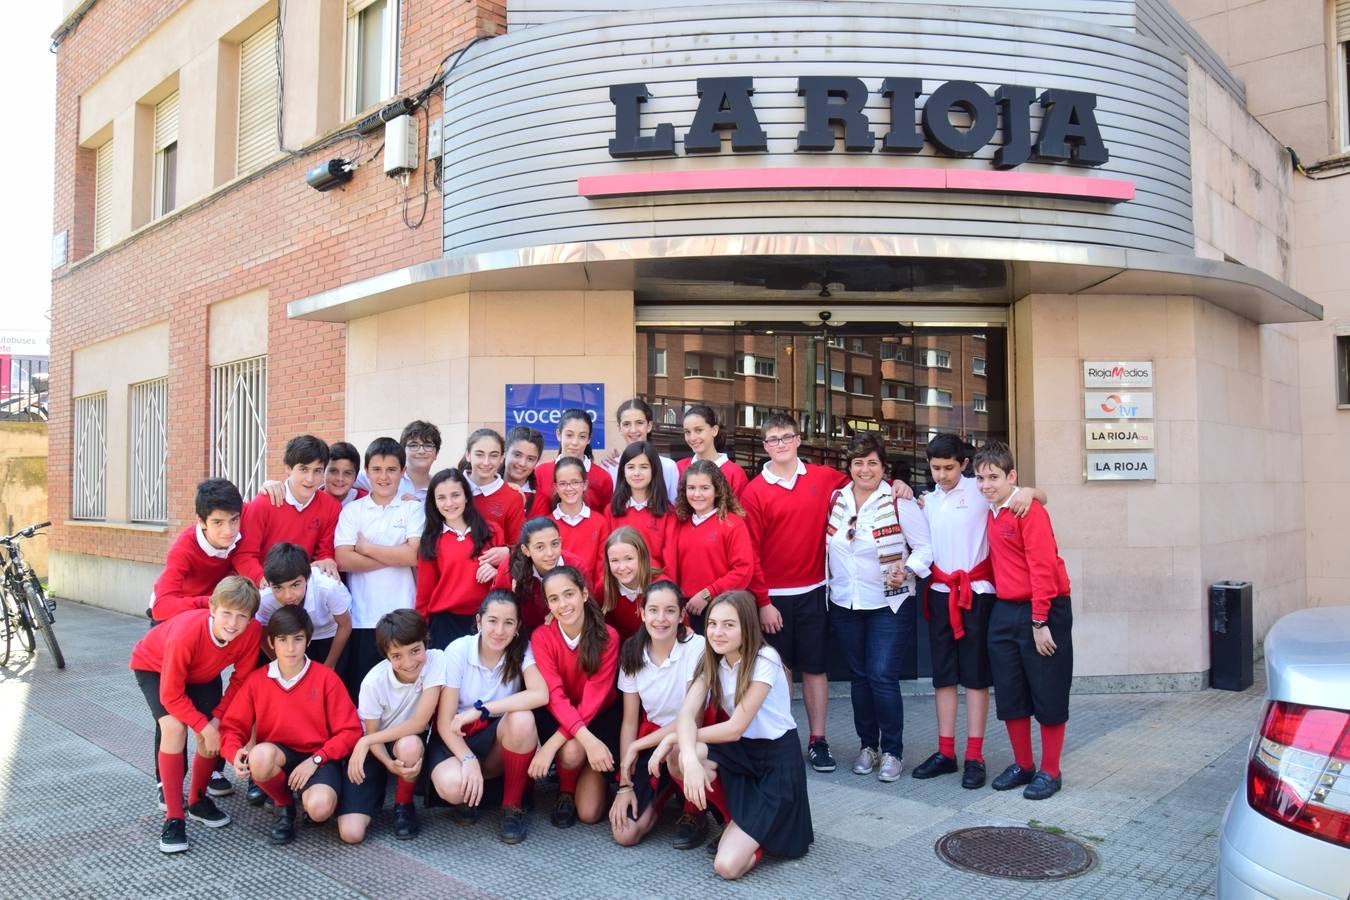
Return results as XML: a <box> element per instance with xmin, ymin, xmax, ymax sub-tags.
<box><xmin>24</xmin><ymin>583</ymin><xmax>63</xmax><ymax>669</ymax></box>
<box><xmin>11</xmin><ymin>584</ymin><xmax>34</xmax><ymax>654</ymax></box>
<box><xmin>0</xmin><ymin>589</ymin><xmax>14</xmax><ymax>666</ymax></box>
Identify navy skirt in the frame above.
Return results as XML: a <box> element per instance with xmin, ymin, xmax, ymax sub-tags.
<box><xmin>707</xmin><ymin>728</ymin><xmax>813</xmax><ymax>858</ymax></box>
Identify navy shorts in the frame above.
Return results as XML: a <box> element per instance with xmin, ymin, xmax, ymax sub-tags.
<box><xmin>925</xmin><ymin>587</ymin><xmax>995</xmax><ymax>690</ymax></box>
<box><xmin>272</xmin><ymin>743</ymin><xmax>344</xmax><ymax>795</ymax></box>
<box><xmin>987</xmin><ymin>597</ymin><xmax>1074</xmax><ymax>725</ymax></box>
<box><xmin>764</xmin><ymin>586</ymin><xmax>829</xmax><ymax>675</ymax></box>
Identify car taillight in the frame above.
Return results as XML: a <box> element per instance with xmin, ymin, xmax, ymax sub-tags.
<box><xmin>1247</xmin><ymin>700</ymin><xmax>1350</xmax><ymax>848</ymax></box>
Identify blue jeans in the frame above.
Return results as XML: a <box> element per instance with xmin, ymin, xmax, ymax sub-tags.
<box><xmin>830</xmin><ymin>602</ymin><xmax>911</xmax><ymax>757</ymax></box>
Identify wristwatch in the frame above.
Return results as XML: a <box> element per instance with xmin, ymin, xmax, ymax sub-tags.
<box><xmin>474</xmin><ymin>698</ymin><xmax>491</xmax><ymax>721</ymax></box>
<box><xmin>1031</xmin><ymin>620</ymin><xmax>1048</xmax><ymax>630</ymax></box>
<box><xmin>312</xmin><ymin>754</ymin><xmax>325</xmax><ymax>766</ymax></box>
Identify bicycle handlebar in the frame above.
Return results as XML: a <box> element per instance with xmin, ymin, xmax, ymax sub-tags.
<box><xmin>1</xmin><ymin>521</ymin><xmax>50</xmax><ymax>543</ymax></box>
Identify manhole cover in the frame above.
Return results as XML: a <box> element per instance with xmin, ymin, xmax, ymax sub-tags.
<box><xmin>935</xmin><ymin>826</ymin><xmax>1096</xmax><ymax>881</ymax></box>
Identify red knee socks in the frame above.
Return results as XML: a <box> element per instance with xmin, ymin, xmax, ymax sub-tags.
<box><xmin>938</xmin><ymin>735</ymin><xmax>956</xmax><ymax>759</ymax></box>
<box><xmin>394</xmin><ymin>778</ymin><xmax>416</xmax><ymax>805</ymax></box>
<box><xmin>964</xmin><ymin>736</ymin><xmax>984</xmax><ymax>764</ymax></box>
<box><xmin>159</xmin><ymin>751</ymin><xmax>186</xmax><ymax>820</ymax></box>
<box><xmin>1039</xmin><ymin>723</ymin><xmax>1066</xmax><ymax>778</ymax></box>
<box><xmin>257</xmin><ymin>771</ymin><xmax>294</xmax><ymax>807</ymax></box>
<box><xmin>501</xmin><ymin>748</ymin><xmax>533</xmax><ymax>808</ymax></box>
<box><xmin>1005</xmin><ymin>717</ymin><xmax>1034</xmax><ymax>769</ymax></box>
<box><xmin>186</xmin><ymin>752</ymin><xmax>216</xmax><ymax>805</ymax></box>
<box><xmin>557</xmin><ymin>762</ymin><xmax>582</xmax><ymax>795</ymax></box>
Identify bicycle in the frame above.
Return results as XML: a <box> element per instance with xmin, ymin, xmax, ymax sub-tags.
<box><xmin>0</xmin><ymin>521</ymin><xmax>64</xmax><ymax>669</ymax></box>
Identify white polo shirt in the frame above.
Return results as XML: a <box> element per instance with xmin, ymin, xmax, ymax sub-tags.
<box><xmin>358</xmin><ymin>648</ymin><xmax>447</xmax><ymax>731</ymax></box>
<box><xmin>443</xmin><ymin>633</ymin><xmax>537</xmax><ymax>715</ymax></box>
<box><xmin>601</xmin><ymin>454</ymin><xmax>681</xmax><ymax>503</ymax></box>
<box><xmin>717</xmin><ymin>645</ymin><xmax>795</xmax><ymax>740</ymax></box>
<box><xmin>910</xmin><ymin>475</ymin><xmax>995</xmax><ymax>595</ymax></box>
<box><xmin>335</xmin><ymin>495</ymin><xmax>425</xmax><ymax>629</ymax></box>
<box><xmin>256</xmin><ymin>566</ymin><xmax>352</xmax><ymax>640</ymax></box>
<box><xmin>355</xmin><ymin>470</ymin><xmax>425</xmax><ymax>503</ymax></box>
<box><xmin>617</xmin><ymin>634</ymin><xmax>707</xmax><ymax>727</ymax></box>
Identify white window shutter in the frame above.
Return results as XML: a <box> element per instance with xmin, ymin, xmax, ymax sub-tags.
<box><xmin>237</xmin><ymin>20</ymin><xmax>279</xmax><ymax>176</ymax></box>
<box><xmin>93</xmin><ymin>140</ymin><xmax>114</xmax><ymax>250</ymax></box>
<box><xmin>154</xmin><ymin>91</ymin><xmax>179</xmax><ymax>151</ymax></box>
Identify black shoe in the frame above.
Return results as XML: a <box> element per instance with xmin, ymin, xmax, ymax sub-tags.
<box><xmin>206</xmin><ymin>772</ymin><xmax>234</xmax><ymax>798</ymax></box>
<box><xmin>806</xmin><ymin>738</ymin><xmax>837</xmax><ymax>773</ymax></box>
<box><xmin>911</xmin><ymin>751</ymin><xmax>959</xmax><ymax>779</ymax></box>
<box><xmin>156</xmin><ymin>783</ymin><xmax>166</xmax><ymax>812</ymax></box>
<box><xmin>550</xmin><ymin>792</ymin><xmax>577</xmax><ymax>828</ymax></box>
<box><xmin>500</xmin><ymin>806</ymin><xmax>528</xmax><ymax>844</ymax></box>
<box><xmin>1023</xmin><ymin>771</ymin><xmax>1062</xmax><ymax>800</ymax></box>
<box><xmin>961</xmin><ymin>760</ymin><xmax>987</xmax><ymax>790</ymax></box>
<box><xmin>671</xmin><ymin>812</ymin><xmax>709</xmax><ymax>850</ymax></box>
<box><xmin>186</xmin><ymin>797</ymin><xmax>231</xmax><ymax>828</ymax></box>
<box><xmin>392</xmin><ymin>802</ymin><xmax>420</xmax><ymax>840</ymax></box>
<box><xmin>706</xmin><ymin>834</ymin><xmax>721</xmax><ymax>857</ymax></box>
<box><xmin>269</xmin><ymin>804</ymin><xmax>297</xmax><ymax>845</ymax></box>
<box><xmin>451</xmin><ymin>803</ymin><xmax>480</xmax><ymax>827</ymax></box>
<box><xmin>991</xmin><ymin>763</ymin><xmax>1037</xmax><ymax>791</ymax></box>
<box><xmin>246</xmin><ymin>779</ymin><xmax>266</xmax><ymax>807</ymax></box>
<box><xmin>158</xmin><ymin>817</ymin><xmax>188</xmax><ymax>854</ymax></box>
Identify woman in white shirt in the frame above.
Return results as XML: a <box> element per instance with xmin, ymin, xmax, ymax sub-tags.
<box><xmin>825</xmin><ymin>434</ymin><xmax>923</xmax><ymax>784</ymax></box>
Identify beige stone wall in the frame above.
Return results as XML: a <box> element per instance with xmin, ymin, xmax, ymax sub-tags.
<box><xmin>1187</xmin><ymin>59</ymin><xmax>1294</xmax><ymax>282</ymax></box>
<box><xmin>346</xmin><ymin>290</ymin><xmax>636</xmax><ymax>469</ymax></box>
<box><xmin>0</xmin><ymin>423</ymin><xmax>49</xmax><ymax>579</ymax></box>
<box><xmin>1014</xmin><ymin>292</ymin><xmax>1305</xmax><ymax>677</ymax></box>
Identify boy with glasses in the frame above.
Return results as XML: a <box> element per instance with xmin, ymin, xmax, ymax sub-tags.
<box><xmin>356</xmin><ymin>420</ymin><xmax>441</xmax><ymax>502</ymax></box>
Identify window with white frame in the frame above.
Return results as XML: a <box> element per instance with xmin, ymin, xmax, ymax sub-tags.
<box><xmin>830</xmin><ymin>370</ymin><xmax>845</xmax><ymax>391</ymax></box>
<box><xmin>741</xmin><ymin>354</ymin><xmax>776</xmax><ymax>377</ymax></box>
<box><xmin>346</xmin><ymin>0</ymin><xmax>400</xmax><ymax>116</ymax></box>
<box><xmin>153</xmin><ymin>92</ymin><xmax>179</xmax><ymax>218</ymax></box>
<box><xmin>880</xmin><ymin>342</ymin><xmax>912</xmax><ymax>362</ymax></box>
<box><xmin>130</xmin><ymin>378</ymin><xmax>168</xmax><ymax>523</ymax></box>
<box><xmin>920</xmin><ymin>348</ymin><xmax>952</xmax><ymax>369</ymax></box>
<box><xmin>921</xmin><ymin>388</ymin><xmax>953</xmax><ymax>407</ymax></box>
<box><xmin>1340</xmin><ymin>1</ymin><xmax>1350</xmax><ymax>150</ymax></box>
<box><xmin>93</xmin><ymin>140</ymin><xmax>114</xmax><ymax>251</ymax></box>
<box><xmin>649</xmin><ymin>348</ymin><xmax>667</xmax><ymax>377</ymax></box>
<box><xmin>237</xmin><ymin>20</ymin><xmax>280</xmax><ymax>176</ymax></box>
<box><xmin>973</xmin><ymin>393</ymin><xmax>988</xmax><ymax>413</ymax></box>
<box><xmin>210</xmin><ymin>356</ymin><xmax>268</xmax><ymax>500</ymax></box>
<box><xmin>73</xmin><ymin>393</ymin><xmax>108</xmax><ymax>520</ymax></box>
<box><xmin>972</xmin><ymin>356</ymin><xmax>986</xmax><ymax>376</ymax></box>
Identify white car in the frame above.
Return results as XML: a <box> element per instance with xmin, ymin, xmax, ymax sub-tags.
<box><xmin>1218</xmin><ymin>607</ymin><xmax>1350</xmax><ymax>898</ymax></box>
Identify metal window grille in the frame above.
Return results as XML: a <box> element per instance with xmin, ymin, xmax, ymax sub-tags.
<box><xmin>130</xmin><ymin>378</ymin><xmax>168</xmax><ymax>523</ymax></box>
<box><xmin>73</xmin><ymin>393</ymin><xmax>108</xmax><ymax>519</ymax></box>
<box><xmin>210</xmin><ymin>356</ymin><xmax>267</xmax><ymax>500</ymax></box>
<box><xmin>93</xmin><ymin>140</ymin><xmax>114</xmax><ymax>250</ymax></box>
<box><xmin>237</xmin><ymin>20</ymin><xmax>279</xmax><ymax>176</ymax></box>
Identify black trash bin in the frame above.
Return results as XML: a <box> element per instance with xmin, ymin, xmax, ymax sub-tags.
<box><xmin>1210</xmin><ymin>581</ymin><xmax>1254</xmax><ymax>691</ymax></box>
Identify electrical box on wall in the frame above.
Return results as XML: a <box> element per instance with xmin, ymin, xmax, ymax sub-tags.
<box><xmin>384</xmin><ymin>115</ymin><xmax>419</xmax><ymax>176</ymax></box>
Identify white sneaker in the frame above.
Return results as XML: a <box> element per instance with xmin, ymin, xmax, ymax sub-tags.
<box><xmin>851</xmin><ymin>747</ymin><xmax>879</xmax><ymax>775</ymax></box>
<box><xmin>878</xmin><ymin>752</ymin><xmax>905</xmax><ymax>782</ymax></box>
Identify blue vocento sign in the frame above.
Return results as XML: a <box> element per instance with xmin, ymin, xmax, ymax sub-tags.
<box><xmin>504</xmin><ymin>383</ymin><xmax>606</xmax><ymax>450</ymax></box>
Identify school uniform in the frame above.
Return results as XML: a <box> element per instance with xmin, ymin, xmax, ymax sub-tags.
<box><xmin>335</xmin><ymin>495</ymin><xmax>426</xmax><ymax>698</ymax></box>
<box><xmin>706</xmin><ymin>645</ymin><xmax>812</xmax><ymax>858</ymax></box>
<box><xmin>334</xmin><ymin>486</ymin><xmax>368</xmax><ymax>508</ymax></box>
<box><xmin>985</xmin><ymin>495</ymin><xmax>1074</xmax><ymax>726</ymax></box>
<box><xmin>427</xmin><ymin>635</ymin><xmax>538</xmax><ymax>769</ymax></box>
<box><xmin>617</xmin><ymin>634</ymin><xmax>706</xmax><ymax>814</ymax></box>
<box><xmin>665</xmin><ymin>511</ymin><xmax>764</xmax><ymax>630</ymax></box>
<box><xmin>355</xmin><ymin>470</ymin><xmax>425</xmax><ymax>503</ymax></box>
<box><xmin>130</xmin><ymin>609</ymin><xmax>264</xmax><ymax>733</ymax></box>
<box><xmin>220</xmin><ymin>660</ymin><xmax>362</xmax><ymax>796</ymax></box>
<box><xmin>234</xmin><ymin>483</ymin><xmax>341</xmax><ymax>585</ymax></box>
<box><xmin>256</xmin><ymin>566</ymin><xmax>352</xmax><ymax>664</ymax></box>
<box><xmin>604</xmin><ymin>583</ymin><xmax>646</xmax><ymax>642</ymax></box>
<box><xmin>600</xmin><ymin>454</ymin><xmax>681</xmax><ymax>504</ymax></box>
<box><xmin>472</xmin><ymin>476</ymin><xmax>526</xmax><ymax>547</ymax></box>
<box><xmin>605</xmin><ymin>500</ymin><xmax>668</xmax><ymax>569</ymax></box>
<box><xmin>489</xmin><ymin>551</ymin><xmax>589</xmax><ymax>637</ymax></box>
<box><xmin>905</xmin><ymin>475</ymin><xmax>996</xmax><ymax>690</ymax></box>
<box><xmin>550</xmin><ymin>505</ymin><xmax>607</xmax><ymax>592</ymax></box>
<box><xmin>676</xmin><ymin>453</ymin><xmax>750</xmax><ymax>498</ymax></box>
<box><xmin>531</xmin><ymin>458</ymin><xmax>614</xmax><ymax>516</ymax></box>
<box><xmin>339</xmin><ymin>649</ymin><xmax>449</xmax><ymax>817</ymax></box>
<box><xmin>530</xmin><ymin>620</ymin><xmax>621</xmax><ymax>751</ymax></box>
<box><xmin>742</xmin><ymin>461</ymin><xmax>848</xmax><ymax>674</ymax></box>
<box><xmin>148</xmin><ymin>526</ymin><xmax>241</xmax><ymax>622</ymax></box>
<box><xmin>416</xmin><ymin>522</ymin><xmax>505</xmax><ymax>650</ymax></box>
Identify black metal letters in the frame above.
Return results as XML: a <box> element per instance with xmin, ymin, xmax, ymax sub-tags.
<box><xmin>684</xmin><ymin>77</ymin><xmax>769</xmax><ymax>153</ymax></box>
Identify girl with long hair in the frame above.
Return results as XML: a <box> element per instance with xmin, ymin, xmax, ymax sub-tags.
<box><xmin>502</xmin><ymin>426</ymin><xmax>545</xmax><ymax>514</ymax></box>
<box><xmin>599</xmin><ymin>526</ymin><xmax>660</xmax><ymax>641</ymax></box>
<box><xmin>458</xmin><ymin>428</ymin><xmax>524</xmax><ymax>572</ymax></box>
<box><xmin>606</xmin><ymin>441</ymin><xmax>671</xmax><ymax>568</ymax></box>
<box><xmin>609</xmin><ymin>580</ymin><xmax>708</xmax><ymax>850</ymax></box>
<box><xmin>490</xmin><ymin>517</ymin><xmax>587</xmax><ymax>637</ymax></box>
<box><xmin>546</xmin><ymin>456</ymin><xmax>607</xmax><ymax>592</ymax></box>
<box><xmin>530</xmin><ymin>409</ymin><xmax>614</xmax><ymax>516</ymax></box>
<box><xmin>650</xmin><ymin>590</ymin><xmax>811</xmax><ymax>879</ymax></box>
<box><xmin>416</xmin><ymin>469</ymin><xmax>503</xmax><ymax>649</ymax></box>
<box><xmin>429</xmin><ymin>590</ymin><xmax>548</xmax><ymax>844</ymax></box>
<box><xmin>676</xmin><ymin>405</ymin><xmax>749</xmax><ymax>497</ymax></box>
<box><xmin>528</xmin><ymin>566</ymin><xmax>621</xmax><ymax>829</ymax></box>
<box><xmin>599</xmin><ymin>399</ymin><xmax>680</xmax><ymax>503</ymax></box>
<box><xmin>665</xmin><ymin>460</ymin><xmax>763</xmax><ymax>631</ymax></box>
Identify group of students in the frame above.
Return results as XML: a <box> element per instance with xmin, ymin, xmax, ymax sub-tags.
<box><xmin>130</xmin><ymin>398</ymin><xmax>1074</xmax><ymax>880</ymax></box>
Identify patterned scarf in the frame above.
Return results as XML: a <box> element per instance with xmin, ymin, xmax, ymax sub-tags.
<box><xmin>826</xmin><ymin>486</ymin><xmax>917</xmax><ymax>611</ymax></box>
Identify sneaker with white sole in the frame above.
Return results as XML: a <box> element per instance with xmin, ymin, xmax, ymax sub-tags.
<box><xmin>877</xmin><ymin>752</ymin><xmax>904</xmax><ymax>782</ymax></box>
<box><xmin>807</xmin><ymin>738</ymin><xmax>837</xmax><ymax>773</ymax></box>
<box><xmin>159</xmin><ymin>818</ymin><xmax>188</xmax><ymax>854</ymax></box>
<box><xmin>186</xmin><ymin>797</ymin><xmax>232</xmax><ymax>828</ymax></box>
<box><xmin>851</xmin><ymin>747</ymin><xmax>879</xmax><ymax>775</ymax></box>
<box><xmin>206</xmin><ymin>772</ymin><xmax>234</xmax><ymax>798</ymax></box>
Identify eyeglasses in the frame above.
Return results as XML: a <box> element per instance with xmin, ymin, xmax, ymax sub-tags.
<box><xmin>405</xmin><ymin>442</ymin><xmax>436</xmax><ymax>452</ymax></box>
<box><xmin>555</xmin><ymin>480</ymin><xmax>586</xmax><ymax>490</ymax></box>
<box><xmin>763</xmin><ymin>434</ymin><xmax>799</xmax><ymax>447</ymax></box>
<box><xmin>846</xmin><ymin>514</ymin><xmax>858</xmax><ymax>542</ymax></box>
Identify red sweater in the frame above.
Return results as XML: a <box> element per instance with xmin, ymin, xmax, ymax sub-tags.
<box><xmin>605</xmin><ymin>504</ymin><xmax>669</xmax><ymax>569</ymax></box>
<box><xmin>531</xmin><ymin>461</ymin><xmax>614</xmax><ymax>516</ymax></box>
<box><xmin>474</xmin><ymin>485</ymin><xmax>526</xmax><ymax>547</ymax></box>
<box><xmin>741</xmin><ymin>464</ymin><xmax>849</xmax><ymax>591</ymax></box>
<box><xmin>220</xmin><ymin>662</ymin><xmax>362</xmax><ymax>763</ymax></box>
<box><xmin>530</xmin><ymin>621</ymin><xmax>619</xmax><ymax>739</ymax></box>
<box><xmin>604</xmin><ymin>589</ymin><xmax>645</xmax><ymax>642</ymax></box>
<box><xmin>491</xmin><ymin>551</ymin><xmax>591</xmax><ymax>635</ymax></box>
<box><xmin>416</xmin><ymin>523</ymin><xmax>504</xmax><ymax>617</ymax></box>
<box><xmin>234</xmin><ymin>490</ymin><xmax>340</xmax><ymax>584</ymax></box>
<box><xmin>676</xmin><ymin>455</ymin><xmax>750</xmax><ymax>498</ymax></box>
<box><xmin>666</xmin><ymin>513</ymin><xmax>766</xmax><ymax>607</ymax></box>
<box><xmin>985</xmin><ymin>501</ymin><xmax>1072</xmax><ymax>620</ymax></box>
<box><xmin>129</xmin><ymin>609</ymin><xmax>263</xmax><ymax>732</ymax></box>
<box><xmin>150</xmin><ymin>527</ymin><xmax>238</xmax><ymax>622</ymax></box>
<box><xmin>551</xmin><ymin>509</ymin><xmax>607</xmax><ymax>591</ymax></box>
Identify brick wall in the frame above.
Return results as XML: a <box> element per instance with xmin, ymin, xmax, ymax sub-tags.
<box><xmin>49</xmin><ymin>0</ymin><xmax>503</xmax><ymax>566</ymax></box>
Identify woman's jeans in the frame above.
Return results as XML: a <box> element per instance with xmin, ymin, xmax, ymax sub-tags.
<box><xmin>830</xmin><ymin>602</ymin><xmax>911</xmax><ymax>756</ymax></box>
